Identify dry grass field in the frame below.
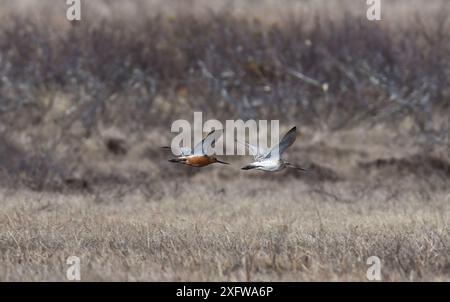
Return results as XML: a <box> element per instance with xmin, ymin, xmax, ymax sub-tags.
<box><xmin>0</xmin><ymin>0</ymin><xmax>449</xmax><ymax>281</ymax></box>
<box><xmin>1</xmin><ymin>178</ymin><xmax>450</xmax><ymax>281</ymax></box>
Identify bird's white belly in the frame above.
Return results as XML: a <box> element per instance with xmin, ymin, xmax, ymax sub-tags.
<box><xmin>256</xmin><ymin>159</ymin><xmax>283</xmax><ymax>171</ymax></box>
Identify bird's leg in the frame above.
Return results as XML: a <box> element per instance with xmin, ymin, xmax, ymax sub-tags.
<box><xmin>285</xmin><ymin>161</ymin><xmax>307</xmax><ymax>171</ymax></box>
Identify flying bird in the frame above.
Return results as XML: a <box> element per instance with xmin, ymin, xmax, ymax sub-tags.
<box><xmin>240</xmin><ymin>126</ymin><xmax>306</xmax><ymax>172</ymax></box>
<box><xmin>163</xmin><ymin>129</ymin><xmax>229</xmax><ymax>167</ymax></box>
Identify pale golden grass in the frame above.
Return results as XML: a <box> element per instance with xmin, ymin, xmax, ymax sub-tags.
<box><xmin>1</xmin><ymin>177</ymin><xmax>449</xmax><ymax>281</ymax></box>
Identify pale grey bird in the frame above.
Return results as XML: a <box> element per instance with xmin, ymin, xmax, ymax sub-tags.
<box><xmin>240</xmin><ymin>126</ymin><xmax>306</xmax><ymax>172</ymax></box>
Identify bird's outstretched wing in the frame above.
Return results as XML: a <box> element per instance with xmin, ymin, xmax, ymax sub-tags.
<box><xmin>235</xmin><ymin>139</ymin><xmax>267</xmax><ymax>160</ymax></box>
<box><xmin>193</xmin><ymin>129</ymin><xmax>224</xmax><ymax>155</ymax></box>
<box><xmin>263</xmin><ymin>126</ymin><xmax>297</xmax><ymax>159</ymax></box>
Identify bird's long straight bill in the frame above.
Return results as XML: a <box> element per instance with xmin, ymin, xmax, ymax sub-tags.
<box><xmin>216</xmin><ymin>159</ymin><xmax>230</xmax><ymax>165</ymax></box>
<box><xmin>168</xmin><ymin>158</ymin><xmax>186</xmax><ymax>163</ymax></box>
